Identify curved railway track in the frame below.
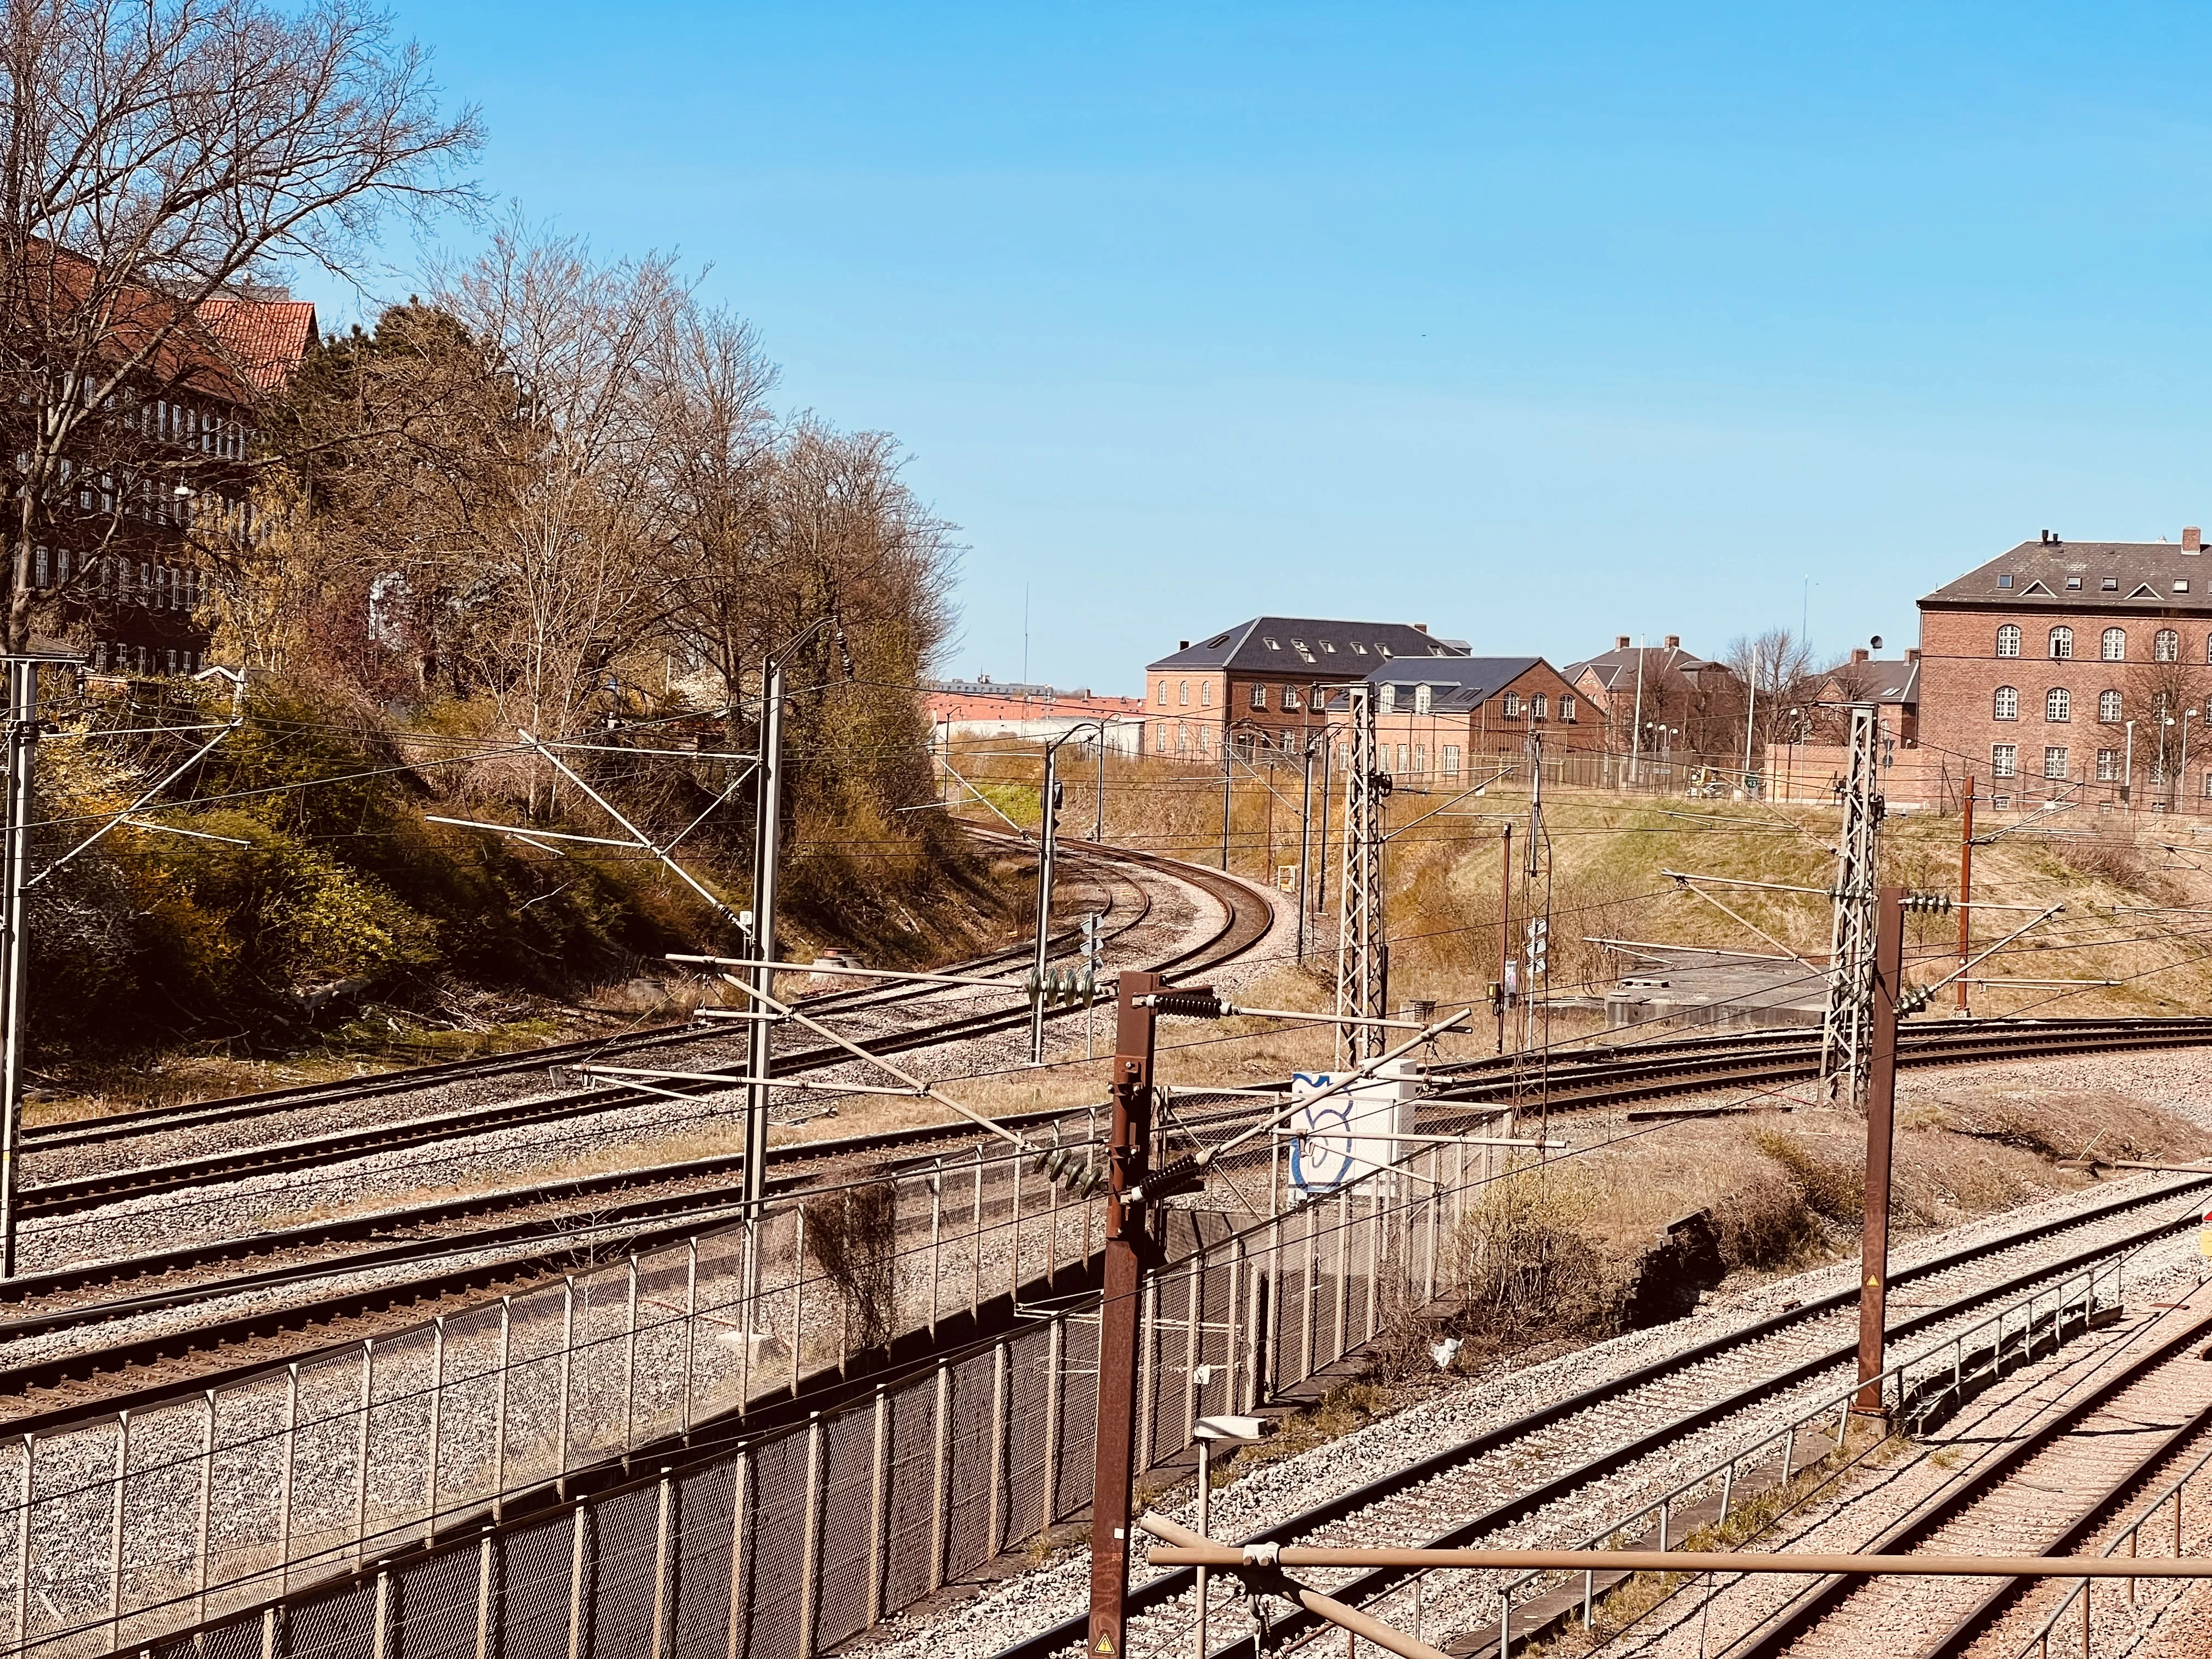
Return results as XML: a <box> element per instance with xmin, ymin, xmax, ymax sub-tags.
<box><xmin>16</xmin><ymin>834</ymin><xmax>1269</xmax><ymax>1220</ymax></box>
<box><xmin>994</xmin><ymin>1177</ymin><xmax>2212</xmax><ymax>1659</ymax></box>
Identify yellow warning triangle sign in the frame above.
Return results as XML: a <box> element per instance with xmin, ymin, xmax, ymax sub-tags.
<box><xmin>1093</xmin><ymin>1639</ymin><xmax>1115</xmax><ymax>1656</ymax></box>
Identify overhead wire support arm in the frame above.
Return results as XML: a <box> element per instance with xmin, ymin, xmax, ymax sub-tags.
<box><xmin>29</xmin><ymin>716</ymin><xmax>242</xmax><ymax>889</ymax></box>
<box><xmin>1663</xmin><ymin>872</ymin><xmax>1832</xmax><ymax>981</ymax></box>
<box><xmin>1899</xmin><ymin>902</ymin><xmax>2064</xmax><ymax>1013</ymax></box>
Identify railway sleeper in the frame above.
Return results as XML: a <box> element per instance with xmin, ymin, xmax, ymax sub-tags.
<box><xmin>1455</xmin><ymin>1295</ymin><xmax>2127</xmax><ymax>1656</ymax></box>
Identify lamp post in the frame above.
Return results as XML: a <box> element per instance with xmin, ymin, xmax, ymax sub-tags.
<box><xmin>1190</xmin><ymin>1415</ymin><xmax>1272</xmax><ymax>1659</ymax></box>
<box><xmin>2124</xmin><ymin>718</ymin><xmax>2135</xmax><ymax>809</ymax></box>
<box><xmin>1031</xmin><ymin>720</ymin><xmax>1108</xmax><ymax>1065</ymax></box>
<box><xmin>2180</xmin><ymin>708</ymin><xmax>2199</xmax><ymax>814</ymax></box>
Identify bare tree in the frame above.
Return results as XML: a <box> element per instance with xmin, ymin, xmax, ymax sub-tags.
<box><xmin>0</xmin><ymin>0</ymin><xmax>481</xmax><ymax>649</ymax></box>
<box><xmin>2122</xmin><ymin>652</ymin><xmax>2212</xmax><ymax>808</ymax></box>
<box><xmin>1722</xmin><ymin>625</ymin><xmax>1819</xmax><ymax>763</ymax></box>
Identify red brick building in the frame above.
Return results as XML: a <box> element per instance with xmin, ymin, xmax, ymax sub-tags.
<box><xmin>1358</xmin><ymin>656</ymin><xmax>1601</xmax><ymax>781</ymax></box>
<box><xmin>1917</xmin><ymin>529</ymin><xmax>2212</xmax><ymax>812</ymax></box>
<box><xmin>1560</xmin><ymin>635</ymin><xmax>1743</xmax><ymax>760</ymax></box>
<box><xmin>1144</xmin><ymin>617</ymin><xmax>1468</xmax><ymax>761</ymax></box>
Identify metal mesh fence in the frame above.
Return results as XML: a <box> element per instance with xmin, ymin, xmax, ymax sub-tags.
<box><xmin>18</xmin><ymin>1136</ymin><xmax>1472</xmax><ymax>1657</ymax></box>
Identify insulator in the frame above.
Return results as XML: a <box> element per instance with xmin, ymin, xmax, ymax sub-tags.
<box><xmin>1152</xmin><ymin>990</ymin><xmax>1225</xmax><ymax>1018</ymax></box>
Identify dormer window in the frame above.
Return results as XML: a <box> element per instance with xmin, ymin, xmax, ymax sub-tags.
<box><xmin>2103</xmin><ymin>577</ymin><xmax>2119</xmax><ymax>591</ymax></box>
<box><xmin>1413</xmin><ymin>684</ymin><xmax>1432</xmax><ymax>715</ymax></box>
<box><xmin>2067</xmin><ymin>576</ymin><xmax>2082</xmax><ymax>590</ymax></box>
<box><xmin>1378</xmin><ymin>684</ymin><xmax>1396</xmax><ymax>714</ymax></box>
<box><xmin>1997</xmin><ymin>574</ymin><xmax>2015</xmax><ymax>589</ymax></box>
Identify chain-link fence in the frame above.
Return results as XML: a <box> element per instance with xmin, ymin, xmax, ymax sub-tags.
<box><xmin>12</xmin><ymin>1132</ymin><xmax>1483</xmax><ymax>1658</ymax></box>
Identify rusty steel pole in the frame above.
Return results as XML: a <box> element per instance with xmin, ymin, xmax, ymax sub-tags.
<box><xmin>1956</xmin><ymin>776</ymin><xmax>1975</xmax><ymax>1013</ymax></box>
<box><xmin>1854</xmin><ymin>886</ymin><xmax>1905</xmax><ymax>1415</ymax></box>
<box><xmin>1089</xmin><ymin>969</ymin><xmax>1159</xmax><ymax>1657</ymax></box>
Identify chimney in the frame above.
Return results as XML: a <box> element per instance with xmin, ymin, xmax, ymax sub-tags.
<box><xmin>1615</xmin><ymin>635</ymin><xmax>1630</xmax><ymax>649</ymax></box>
<box><xmin>1905</xmin><ymin>647</ymin><xmax>1920</xmax><ymax>664</ymax></box>
<box><xmin>1851</xmin><ymin>648</ymin><xmax>1869</xmax><ymax>664</ymax></box>
<box><xmin>1663</xmin><ymin>634</ymin><xmax>1681</xmax><ymax>649</ymax></box>
<box><xmin>2187</xmin><ymin>526</ymin><xmax>2203</xmax><ymax>553</ymax></box>
<box><xmin>1413</xmin><ymin>622</ymin><xmax>1428</xmax><ymax>633</ymax></box>
<box><xmin>1178</xmin><ymin>641</ymin><xmax>1190</xmax><ymax>651</ymax></box>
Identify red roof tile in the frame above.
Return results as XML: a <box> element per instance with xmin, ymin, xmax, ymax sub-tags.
<box><xmin>195</xmin><ymin>298</ymin><xmax>318</xmax><ymax>394</ymax></box>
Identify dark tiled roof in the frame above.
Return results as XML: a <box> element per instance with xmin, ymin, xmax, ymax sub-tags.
<box><xmin>1147</xmin><ymin>617</ymin><xmax>1468</xmax><ymax>674</ymax></box>
<box><xmin>1922</xmin><ymin>540</ymin><xmax>2212</xmax><ymax>612</ymax></box>
<box><xmin>1824</xmin><ymin>658</ymin><xmax>1919</xmax><ymax>705</ymax></box>
<box><xmin>1560</xmin><ymin>642</ymin><xmax>1717</xmax><ymax>690</ymax></box>
<box><xmin>1324</xmin><ymin>656</ymin><xmax>1554</xmax><ymax>712</ymax></box>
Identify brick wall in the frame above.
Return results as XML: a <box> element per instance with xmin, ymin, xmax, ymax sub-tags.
<box><xmin>1918</xmin><ymin>607</ymin><xmax>2212</xmax><ymax>812</ymax></box>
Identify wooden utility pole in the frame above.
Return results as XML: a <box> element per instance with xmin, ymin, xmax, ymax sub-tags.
<box><xmin>1088</xmin><ymin>970</ymin><xmax>1159</xmax><ymax>1656</ymax></box>
<box><xmin>1956</xmin><ymin>776</ymin><xmax>1975</xmax><ymax>1013</ymax></box>
<box><xmin>1853</xmin><ymin>886</ymin><xmax>1905</xmax><ymax>1416</ymax></box>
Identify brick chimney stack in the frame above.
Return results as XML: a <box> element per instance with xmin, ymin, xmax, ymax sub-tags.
<box><xmin>1663</xmin><ymin>634</ymin><xmax>1681</xmax><ymax>649</ymax></box>
<box><xmin>2186</xmin><ymin>526</ymin><xmax>2202</xmax><ymax>552</ymax></box>
<box><xmin>1615</xmin><ymin>635</ymin><xmax>1631</xmax><ymax>649</ymax></box>
<box><xmin>1905</xmin><ymin>648</ymin><xmax>1920</xmax><ymax>663</ymax></box>
<box><xmin>1850</xmin><ymin>648</ymin><xmax>1870</xmax><ymax>664</ymax></box>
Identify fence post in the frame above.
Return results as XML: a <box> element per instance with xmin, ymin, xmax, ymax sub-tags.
<box><xmin>738</xmin><ymin>1216</ymin><xmax>758</xmax><ymax>1414</ymax></box>
<box><xmin>1301</xmin><ymin>1203</ymin><xmax>1319</xmax><ymax>1383</ymax></box>
<box><xmin>277</xmin><ymin>1363</ymin><xmax>300</xmax><ymax>1589</ymax></box>
<box><xmin>868</xmin><ymin>1387</ymin><xmax>890</xmax><ymax>1627</ymax></box>
<box><xmin>683</xmin><ymin>1238</ymin><xmax>700</xmax><ymax>1437</ymax></box>
<box><xmin>14</xmin><ymin>1433</ymin><xmax>31</xmax><ymax>1654</ymax></box>
<box><xmin>426</xmin><ymin>1319</ymin><xmax>447</xmax><ymax>1538</ymax></box>
<box><xmin>371</xmin><ymin>1566</ymin><xmax>391</xmax><ymax>1659</ymax></box>
<box><xmin>725</xmin><ymin>1453</ymin><xmax>749</xmax><ymax>1659</ymax></box>
<box><xmin>1009</xmin><ymin>1153</ymin><xmax>1025</xmax><ymax>1301</ymax></box>
<box><xmin>970</xmin><ymin>1150</ymin><xmax>985</xmax><ymax>1323</ymax></box>
<box><xmin>1226</xmin><ymin>1238</ymin><xmax>1245</xmax><ymax>1417</ymax></box>
<box><xmin>624</xmin><ymin>1256</ymin><xmax>641</xmax><ymax>1452</ymax></box>
<box><xmin>353</xmin><ymin>1340</ymin><xmax>374</xmax><ymax>1565</ymax></box>
<box><xmin>194</xmin><ymin>1394</ymin><xmax>214</xmax><ymax>1623</ymax></box>
<box><xmin>1042</xmin><ymin>1316</ymin><xmax>1065</xmax><ymax>1524</ymax></box>
<box><xmin>566</xmin><ymin>1500</ymin><xmax>587</xmax><ymax>1659</ymax></box>
<box><xmin>474</xmin><ymin>1526</ymin><xmax>494</xmax><ymax>1659</ymax></box>
<box><xmin>492</xmin><ymin>1300</ymin><xmax>512</xmax><ymax>1519</ymax></box>
<box><xmin>556</xmin><ymin>1281</ymin><xmax>575</xmax><ymax>1491</ymax></box>
<box><xmin>1333</xmin><ymin>1188</ymin><xmax>1352</xmax><ymax>1362</ymax></box>
<box><xmin>988</xmin><ymin>1340</ymin><xmax>1009</xmax><ymax>1555</ymax></box>
<box><xmin>792</xmin><ymin>1208</ymin><xmax>807</xmax><ymax>1398</ymax></box>
<box><xmin>798</xmin><ymin>1415</ymin><xmax>825</xmax><ymax>1658</ymax></box>
<box><xmin>929</xmin><ymin>1362</ymin><xmax>952</xmax><ymax>1593</ymax></box>
<box><xmin>1183</xmin><ymin>1255</ymin><xmax>1204</xmax><ymax>1447</ymax></box>
<box><xmin>652</xmin><ymin>1469</ymin><xmax>673</xmax><ymax>1659</ymax></box>
<box><xmin>105</xmin><ymin>1411</ymin><xmax>127</xmax><ymax>1646</ymax></box>
<box><xmin>1138</xmin><ymin>1275</ymin><xmax>1161</xmax><ymax>1471</ymax></box>
<box><xmin>929</xmin><ymin>1161</ymin><xmax>944</xmax><ymax>1338</ymax></box>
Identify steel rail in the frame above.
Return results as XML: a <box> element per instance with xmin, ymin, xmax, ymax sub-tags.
<box><xmin>989</xmin><ymin>1178</ymin><xmax>2212</xmax><ymax>1659</ymax></box>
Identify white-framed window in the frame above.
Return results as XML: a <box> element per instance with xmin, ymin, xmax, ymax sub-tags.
<box><xmin>1502</xmin><ymin>692</ymin><xmax>1520</xmax><ymax>718</ymax></box>
<box><xmin>2049</xmin><ymin>627</ymin><xmax>2074</xmax><ymax>659</ymax></box>
<box><xmin>2204</xmin><ymin>771</ymin><xmax>2212</xmax><ymax>799</ymax></box>
<box><xmin>1262</xmin><ymin>637</ymin><xmax>1280</xmax><ymax>651</ymax></box>
<box><xmin>1994</xmin><ymin>686</ymin><xmax>2018</xmax><ymax>720</ymax></box>
<box><xmin>2097</xmin><ymin>748</ymin><xmax>2120</xmax><ymax>781</ymax></box>
<box><xmin>1413</xmin><ymin>684</ymin><xmax>1432</xmax><ymax>715</ymax></box>
<box><xmin>1393</xmin><ymin>743</ymin><xmax>1408</xmax><ymax>772</ymax></box>
<box><xmin>1996</xmin><ymin>624</ymin><xmax>2021</xmax><ymax>658</ymax></box>
<box><xmin>1249</xmin><ymin>684</ymin><xmax>1265</xmax><ymax>709</ymax></box>
<box><xmin>1442</xmin><ymin>745</ymin><xmax>1461</xmax><ymax>777</ymax></box>
<box><xmin>2044</xmin><ymin>746</ymin><xmax>2069</xmax><ymax>780</ymax></box>
<box><xmin>2102</xmin><ymin>627</ymin><xmax>2126</xmax><ymax>661</ymax></box>
<box><xmin>2157</xmin><ymin>629</ymin><xmax>2180</xmax><ymax>662</ymax></box>
<box><xmin>1993</xmin><ymin>792</ymin><xmax>2012</xmax><ymax>809</ymax></box>
<box><xmin>2046</xmin><ymin>687</ymin><xmax>2070</xmax><ymax>721</ymax></box>
<box><xmin>1349</xmin><ymin>642</ymin><xmax>1368</xmax><ymax>656</ymax></box>
<box><xmin>1413</xmin><ymin>744</ymin><xmax>1427</xmax><ymax>774</ymax></box>
<box><xmin>2100</xmin><ymin>690</ymin><xmax>2123</xmax><ymax>723</ymax></box>
<box><xmin>1532</xmin><ymin>693</ymin><xmax>1548</xmax><ymax>720</ymax></box>
<box><xmin>1196</xmin><ymin>726</ymin><xmax>1210</xmax><ymax>756</ymax></box>
<box><xmin>1560</xmin><ymin>694</ymin><xmax>1576</xmax><ymax>722</ymax></box>
<box><xmin>1379</xmin><ymin>684</ymin><xmax>1397</xmax><ymax>714</ymax></box>
<box><xmin>1992</xmin><ymin>744</ymin><xmax>2017</xmax><ymax>777</ymax></box>
<box><xmin>1155</xmin><ymin>723</ymin><xmax>1168</xmax><ymax>753</ymax></box>
<box><xmin>1178</xmin><ymin>680</ymin><xmax>1189</xmax><ymax>706</ymax></box>
<box><xmin>1282</xmin><ymin>688</ymin><xmax>1301</xmax><ymax>711</ymax></box>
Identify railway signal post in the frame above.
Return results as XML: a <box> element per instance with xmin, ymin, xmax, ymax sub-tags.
<box><xmin>1854</xmin><ymin>884</ymin><xmax>1906</xmax><ymax>1416</ymax></box>
<box><xmin>1090</xmin><ymin>969</ymin><xmax>1159</xmax><ymax>1657</ymax></box>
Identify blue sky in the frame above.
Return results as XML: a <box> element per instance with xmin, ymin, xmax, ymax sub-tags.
<box><xmin>306</xmin><ymin>2</ymin><xmax>2212</xmax><ymax>691</ymax></box>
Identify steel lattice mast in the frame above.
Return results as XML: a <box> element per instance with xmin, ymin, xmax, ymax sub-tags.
<box><xmin>1334</xmin><ymin>682</ymin><xmax>1385</xmax><ymax>1066</ymax></box>
<box><xmin>1820</xmin><ymin>703</ymin><xmax>1882</xmax><ymax>1104</ymax></box>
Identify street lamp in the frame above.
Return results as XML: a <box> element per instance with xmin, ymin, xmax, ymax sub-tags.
<box><xmin>1030</xmin><ymin>719</ymin><xmax>1110</xmax><ymax>1065</ymax></box>
<box><xmin>2181</xmin><ymin>708</ymin><xmax>2200</xmax><ymax>814</ymax></box>
<box><xmin>2124</xmin><ymin>719</ymin><xmax>2136</xmax><ymax>808</ymax></box>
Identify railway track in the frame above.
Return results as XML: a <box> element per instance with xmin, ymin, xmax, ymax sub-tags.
<box><xmin>0</xmin><ymin>841</ymin><xmax>1278</xmax><ymax>1425</ymax></box>
<box><xmin>15</xmin><ymin>834</ymin><xmax>1267</xmax><ymax>1224</ymax></box>
<box><xmin>993</xmin><ymin>1177</ymin><xmax>2212</xmax><ymax>1659</ymax></box>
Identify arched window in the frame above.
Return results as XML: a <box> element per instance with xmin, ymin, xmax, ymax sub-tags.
<box><xmin>2100</xmin><ymin>690</ymin><xmax>2123</xmax><ymax>723</ymax></box>
<box><xmin>1156</xmin><ymin>680</ymin><xmax>1169</xmax><ymax>706</ymax></box>
<box><xmin>1177</xmin><ymin>680</ymin><xmax>1189</xmax><ymax>706</ymax></box>
<box><xmin>1993</xmin><ymin>686</ymin><xmax>2018</xmax><ymax>720</ymax></box>
<box><xmin>2101</xmin><ymin>627</ymin><xmax>2127</xmax><ymax>661</ymax></box>
<box><xmin>2049</xmin><ymin>627</ymin><xmax>2073</xmax><ymax>659</ymax></box>
<box><xmin>1413</xmin><ymin>684</ymin><xmax>1432</xmax><ymax>715</ymax></box>
<box><xmin>2156</xmin><ymin>629</ymin><xmax>2180</xmax><ymax>662</ymax></box>
<box><xmin>2046</xmin><ymin>687</ymin><xmax>2070</xmax><ymax>722</ymax></box>
<box><xmin>1199</xmin><ymin>681</ymin><xmax>1211</xmax><ymax>706</ymax></box>
<box><xmin>1996</xmin><ymin>625</ymin><xmax>2022</xmax><ymax>658</ymax></box>
<box><xmin>1532</xmin><ymin>693</ymin><xmax>1548</xmax><ymax>720</ymax></box>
